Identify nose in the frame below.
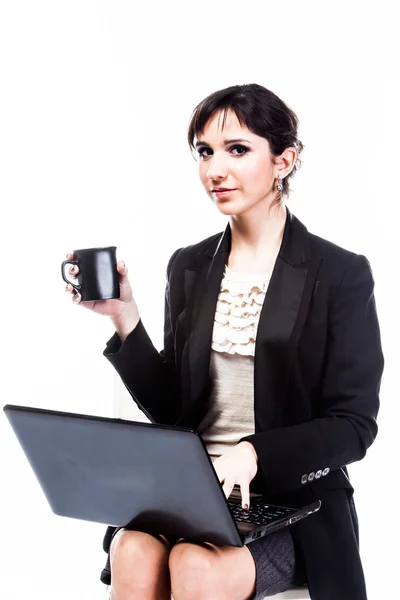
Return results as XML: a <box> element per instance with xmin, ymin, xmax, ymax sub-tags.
<box><xmin>206</xmin><ymin>152</ymin><xmax>228</xmax><ymax>181</ymax></box>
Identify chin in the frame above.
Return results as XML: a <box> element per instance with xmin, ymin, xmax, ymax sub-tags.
<box><xmin>215</xmin><ymin>204</ymin><xmax>239</xmax><ymax>217</ymax></box>
<box><xmin>214</xmin><ymin>200</ymin><xmax>248</xmax><ymax>216</ymax></box>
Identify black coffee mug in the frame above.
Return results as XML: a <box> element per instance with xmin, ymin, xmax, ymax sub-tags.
<box><xmin>61</xmin><ymin>246</ymin><xmax>120</xmax><ymax>302</ymax></box>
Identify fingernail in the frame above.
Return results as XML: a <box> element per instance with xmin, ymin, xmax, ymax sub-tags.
<box><xmin>243</xmin><ymin>504</ymin><xmax>249</xmax><ymax>510</ymax></box>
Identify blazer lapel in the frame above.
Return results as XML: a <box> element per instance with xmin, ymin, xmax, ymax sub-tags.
<box><xmin>255</xmin><ymin>209</ymin><xmax>322</xmax><ymax>429</ymax></box>
<box><xmin>177</xmin><ymin>207</ymin><xmax>322</xmax><ymax>429</ymax></box>
<box><xmin>177</xmin><ymin>233</ymin><xmax>229</xmax><ymax>427</ymax></box>
<box><xmin>254</xmin><ymin>258</ymin><xmax>321</xmax><ymax>430</ymax></box>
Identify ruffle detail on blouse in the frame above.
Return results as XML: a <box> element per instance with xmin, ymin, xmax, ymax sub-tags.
<box><xmin>211</xmin><ymin>265</ymin><xmax>272</xmax><ymax>356</ymax></box>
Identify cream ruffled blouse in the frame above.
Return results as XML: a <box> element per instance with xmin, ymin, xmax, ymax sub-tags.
<box><xmin>211</xmin><ymin>264</ymin><xmax>272</xmax><ymax>356</ymax></box>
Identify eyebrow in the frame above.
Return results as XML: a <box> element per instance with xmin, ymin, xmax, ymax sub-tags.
<box><xmin>194</xmin><ymin>138</ymin><xmax>252</xmax><ymax>149</ymax></box>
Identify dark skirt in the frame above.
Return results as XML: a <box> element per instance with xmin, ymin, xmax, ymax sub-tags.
<box><xmin>101</xmin><ymin>526</ymin><xmax>307</xmax><ymax>599</ymax></box>
<box><xmin>246</xmin><ymin>527</ymin><xmax>307</xmax><ymax>599</ymax></box>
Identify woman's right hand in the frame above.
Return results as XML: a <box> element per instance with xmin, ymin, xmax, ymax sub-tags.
<box><xmin>64</xmin><ymin>253</ymin><xmax>140</xmax><ymax>339</ymax></box>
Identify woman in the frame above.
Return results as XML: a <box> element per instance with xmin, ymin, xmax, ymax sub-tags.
<box><xmin>65</xmin><ymin>84</ymin><xmax>384</xmax><ymax>600</ymax></box>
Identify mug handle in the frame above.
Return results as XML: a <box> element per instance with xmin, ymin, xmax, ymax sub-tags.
<box><xmin>61</xmin><ymin>260</ymin><xmax>82</xmax><ymax>291</ymax></box>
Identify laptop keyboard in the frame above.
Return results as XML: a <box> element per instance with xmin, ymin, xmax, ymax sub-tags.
<box><xmin>228</xmin><ymin>501</ymin><xmax>294</xmax><ymax>526</ymax></box>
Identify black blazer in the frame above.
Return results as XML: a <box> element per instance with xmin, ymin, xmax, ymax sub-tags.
<box><xmin>100</xmin><ymin>207</ymin><xmax>384</xmax><ymax>600</ymax></box>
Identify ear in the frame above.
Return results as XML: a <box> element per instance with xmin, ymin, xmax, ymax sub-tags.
<box><xmin>275</xmin><ymin>147</ymin><xmax>297</xmax><ymax>178</ymax></box>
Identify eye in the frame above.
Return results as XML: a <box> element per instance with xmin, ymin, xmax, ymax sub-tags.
<box><xmin>230</xmin><ymin>144</ymin><xmax>249</xmax><ymax>156</ymax></box>
<box><xmin>197</xmin><ymin>147</ymin><xmax>212</xmax><ymax>159</ymax></box>
<box><xmin>197</xmin><ymin>144</ymin><xmax>249</xmax><ymax>159</ymax></box>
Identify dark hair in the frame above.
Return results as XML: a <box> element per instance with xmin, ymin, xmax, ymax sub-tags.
<box><xmin>187</xmin><ymin>83</ymin><xmax>304</xmax><ymax>210</ymax></box>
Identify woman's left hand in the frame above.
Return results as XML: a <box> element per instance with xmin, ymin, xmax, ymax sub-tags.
<box><xmin>212</xmin><ymin>441</ymin><xmax>258</xmax><ymax>510</ymax></box>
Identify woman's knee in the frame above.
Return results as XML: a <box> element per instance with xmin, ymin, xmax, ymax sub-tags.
<box><xmin>110</xmin><ymin>529</ymin><xmax>170</xmax><ymax>582</ymax></box>
<box><xmin>169</xmin><ymin>543</ymin><xmax>214</xmax><ymax>599</ymax></box>
<box><xmin>169</xmin><ymin>542</ymin><xmax>256</xmax><ymax>600</ymax></box>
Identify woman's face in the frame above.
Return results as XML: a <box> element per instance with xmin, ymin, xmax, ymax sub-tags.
<box><xmin>195</xmin><ymin>109</ymin><xmax>280</xmax><ymax>217</ymax></box>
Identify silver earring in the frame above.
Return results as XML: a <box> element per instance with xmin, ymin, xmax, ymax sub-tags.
<box><xmin>277</xmin><ymin>175</ymin><xmax>283</xmax><ymax>192</ymax></box>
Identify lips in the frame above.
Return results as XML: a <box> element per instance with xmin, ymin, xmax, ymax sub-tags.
<box><xmin>212</xmin><ymin>188</ymin><xmax>235</xmax><ymax>192</ymax></box>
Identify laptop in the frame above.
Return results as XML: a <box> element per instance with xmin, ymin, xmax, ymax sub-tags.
<box><xmin>3</xmin><ymin>404</ymin><xmax>321</xmax><ymax>546</ymax></box>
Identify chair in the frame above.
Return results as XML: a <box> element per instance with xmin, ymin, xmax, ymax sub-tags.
<box><xmin>273</xmin><ymin>588</ymin><xmax>310</xmax><ymax>599</ymax></box>
<box><xmin>106</xmin><ymin>584</ymin><xmax>310</xmax><ymax>598</ymax></box>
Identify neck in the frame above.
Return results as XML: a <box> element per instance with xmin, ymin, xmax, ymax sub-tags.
<box><xmin>229</xmin><ymin>202</ymin><xmax>287</xmax><ymax>256</ymax></box>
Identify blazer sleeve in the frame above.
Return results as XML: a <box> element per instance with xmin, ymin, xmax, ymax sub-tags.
<box><xmin>102</xmin><ymin>247</ymin><xmax>183</xmax><ymax>425</ymax></box>
<box><xmin>239</xmin><ymin>253</ymin><xmax>384</xmax><ymax>494</ymax></box>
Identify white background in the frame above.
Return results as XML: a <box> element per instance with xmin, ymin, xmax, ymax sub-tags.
<box><xmin>0</xmin><ymin>1</ymin><xmax>398</xmax><ymax>598</ymax></box>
